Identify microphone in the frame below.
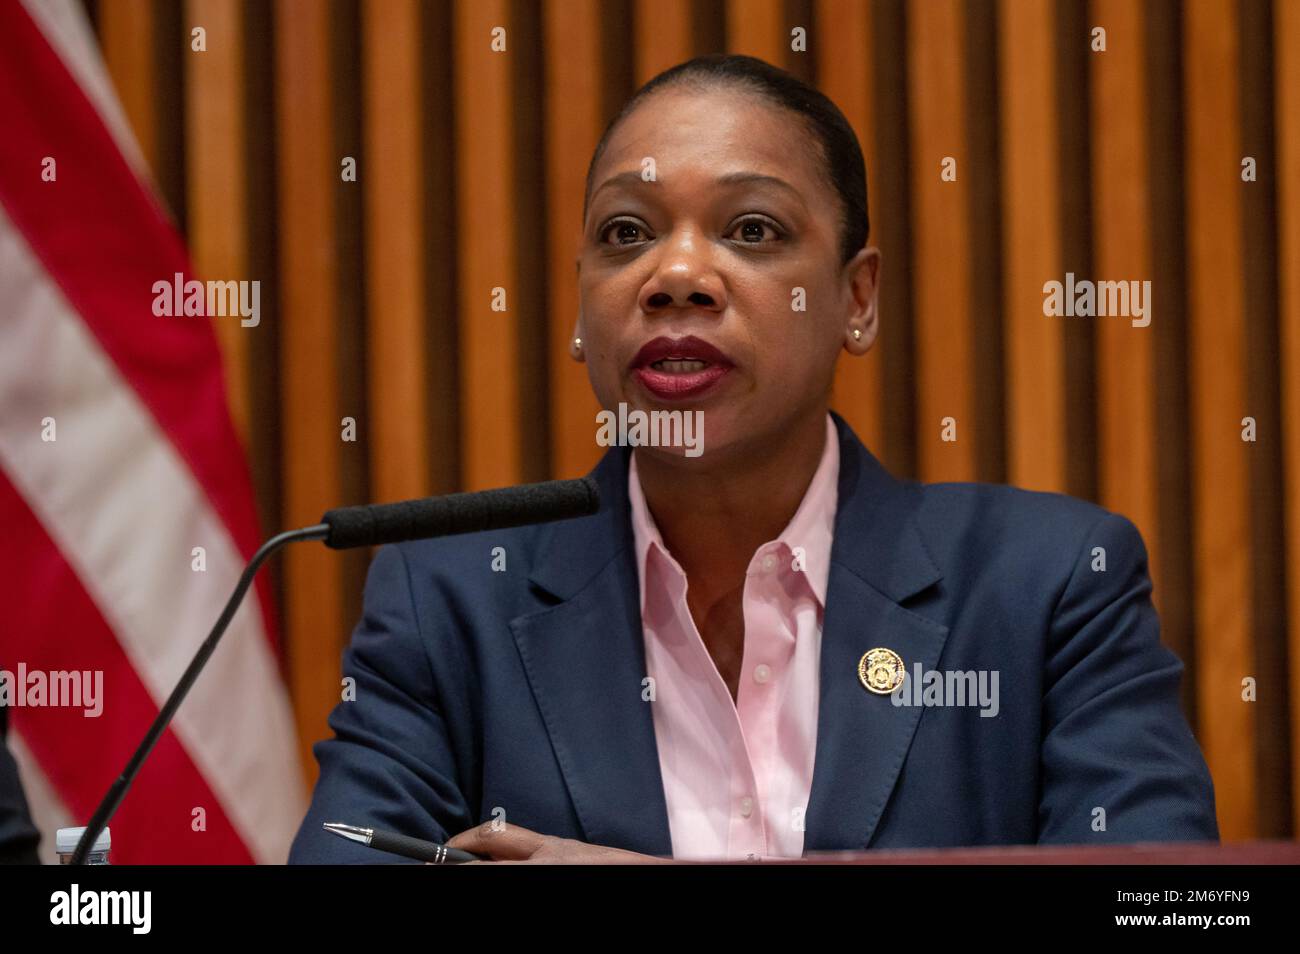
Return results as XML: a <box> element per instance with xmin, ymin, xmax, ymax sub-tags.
<box><xmin>321</xmin><ymin>476</ymin><xmax>600</xmax><ymax>549</ymax></box>
<box><xmin>71</xmin><ymin>477</ymin><xmax>600</xmax><ymax>864</ymax></box>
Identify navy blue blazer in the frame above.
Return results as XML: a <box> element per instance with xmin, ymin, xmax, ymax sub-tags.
<box><xmin>289</xmin><ymin>413</ymin><xmax>1218</xmax><ymax>862</ymax></box>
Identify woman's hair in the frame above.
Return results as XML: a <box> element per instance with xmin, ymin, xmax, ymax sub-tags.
<box><xmin>583</xmin><ymin>53</ymin><xmax>869</xmax><ymax>265</ymax></box>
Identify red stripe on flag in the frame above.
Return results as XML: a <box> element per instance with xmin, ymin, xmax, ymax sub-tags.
<box><xmin>0</xmin><ymin>0</ymin><xmax>280</xmax><ymax>655</ymax></box>
<box><xmin>0</xmin><ymin>470</ymin><xmax>256</xmax><ymax>863</ymax></box>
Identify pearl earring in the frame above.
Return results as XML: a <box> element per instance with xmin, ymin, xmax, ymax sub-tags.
<box><xmin>573</xmin><ymin>337</ymin><xmax>583</xmax><ymax>353</ymax></box>
<box><xmin>851</xmin><ymin>328</ymin><xmax>862</xmax><ymax>340</ymax></box>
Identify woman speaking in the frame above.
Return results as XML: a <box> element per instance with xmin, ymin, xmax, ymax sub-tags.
<box><xmin>289</xmin><ymin>54</ymin><xmax>1217</xmax><ymax>863</ymax></box>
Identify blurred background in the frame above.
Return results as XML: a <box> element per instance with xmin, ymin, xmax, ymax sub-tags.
<box><xmin>8</xmin><ymin>0</ymin><xmax>1297</xmax><ymax>853</ymax></box>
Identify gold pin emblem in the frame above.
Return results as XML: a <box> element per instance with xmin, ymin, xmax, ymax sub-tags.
<box><xmin>858</xmin><ymin>648</ymin><xmax>906</xmax><ymax>695</ymax></box>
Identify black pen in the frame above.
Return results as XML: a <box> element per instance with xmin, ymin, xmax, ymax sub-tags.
<box><xmin>323</xmin><ymin>822</ymin><xmax>485</xmax><ymax>864</ymax></box>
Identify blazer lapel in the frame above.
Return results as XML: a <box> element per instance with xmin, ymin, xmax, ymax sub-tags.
<box><xmin>803</xmin><ymin>414</ymin><xmax>949</xmax><ymax>852</ymax></box>
<box><xmin>508</xmin><ymin>446</ymin><xmax>674</xmax><ymax>857</ymax></box>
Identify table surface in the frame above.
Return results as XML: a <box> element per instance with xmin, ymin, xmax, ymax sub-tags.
<box><xmin>675</xmin><ymin>840</ymin><xmax>1300</xmax><ymax>864</ymax></box>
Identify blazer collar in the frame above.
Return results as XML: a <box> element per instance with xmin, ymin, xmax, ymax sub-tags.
<box><xmin>527</xmin><ymin>412</ymin><xmax>942</xmax><ymax>603</ymax></box>
<box><xmin>512</xmin><ymin>412</ymin><xmax>947</xmax><ymax>856</ymax></box>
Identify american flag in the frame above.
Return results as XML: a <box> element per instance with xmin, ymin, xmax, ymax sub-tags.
<box><xmin>0</xmin><ymin>0</ymin><xmax>303</xmax><ymax>863</ymax></box>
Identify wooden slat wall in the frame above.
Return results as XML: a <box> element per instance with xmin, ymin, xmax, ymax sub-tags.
<box><xmin>544</xmin><ymin>0</ymin><xmax>612</xmax><ymax>480</ymax></box>
<box><xmin>1145</xmin><ymin>0</ymin><xmax>1199</xmax><ymax>716</ymax></box>
<box><xmin>99</xmin><ymin>0</ymin><xmax>163</xmax><ymax>182</ymax></box>
<box><xmin>1090</xmin><ymin>0</ymin><xmax>1161</xmax><ymax>615</ymax></box>
<box><xmin>727</xmin><ymin>0</ymin><xmax>788</xmax><ymax>64</ymax></box>
<box><xmin>1240</xmin><ymin>0</ymin><xmax>1290</xmax><ymax>841</ymax></box>
<box><xmin>907</xmin><ymin>0</ymin><xmax>979</xmax><ymax>481</ymax></box>
<box><xmin>819</xmin><ymin>0</ymin><xmax>885</xmax><ymax>457</ymax></box>
<box><xmin>99</xmin><ymin>0</ymin><xmax>187</xmax><ymax>229</ymax></box>
<box><xmin>1184</xmin><ymin>0</ymin><xmax>1256</xmax><ymax>840</ymax></box>
<box><xmin>360</xmin><ymin>0</ymin><xmax>432</xmax><ymax>503</ymax></box>
<box><xmin>1278</xmin><ymin>0</ymin><xmax>1300</xmax><ymax>838</ymax></box>
<box><xmin>634</xmin><ymin>0</ymin><xmax>696</xmax><ymax>82</ymax></box>
<box><xmin>998</xmin><ymin>0</ymin><xmax>1065</xmax><ymax>493</ymax></box>
<box><xmin>184</xmin><ymin>0</ymin><xmax>252</xmax><ymax>449</ymax></box>
<box><xmin>455</xmin><ymin>0</ymin><xmax>523</xmax><ymax>491</ymax></box>
<box><xmin>91</xmin><ymin>0</ymin><xmax>1297</xmax><ymax>839</ymax></box>
<box><xmin>860</xmin><ymin>0</ymin><xmax>917</xmax><ymax>477</ymax></box>
<box><xmin>272</xmin><ymin>0</ymin><xmax>352</xmax><ymax>780</ymax></box>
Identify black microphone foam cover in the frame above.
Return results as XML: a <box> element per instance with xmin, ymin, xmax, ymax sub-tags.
<box><xmin>320</xmin><ymin>476</ymin><xmax>600</xmax><ymax>550</ymax></box>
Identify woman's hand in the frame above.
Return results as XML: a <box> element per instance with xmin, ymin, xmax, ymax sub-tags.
<box><xmin>442</xmin><ymin>821</ymin><xmax>670</xmax><ymax>864</ymax></box>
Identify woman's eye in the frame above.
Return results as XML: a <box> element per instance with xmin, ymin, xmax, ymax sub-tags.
<box><xmin>599</xmin><ymin>216</ymin><xmax>781</xmax><ymax>246</ymax></box>
<box><xmin>600</xmin><ymin>219</ymin><xmax>649</xmax><ymax>246</ymax></box>
<box><xmin>728</xmin><ymin>217</ymin><xmax>782</xmax><ymax>244</ymax></box>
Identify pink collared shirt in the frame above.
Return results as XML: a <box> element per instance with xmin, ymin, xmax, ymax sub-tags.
<box><xmin>628</xmin><ymin>413</ymin><xmax>839</xmax><ymax>860</ymax></box>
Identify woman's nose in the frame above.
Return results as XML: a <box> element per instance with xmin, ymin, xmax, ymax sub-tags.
<box><xmin>638</xmin><ymin>233</ymin><xmax>726</xmax><ymax>314</ymax></box>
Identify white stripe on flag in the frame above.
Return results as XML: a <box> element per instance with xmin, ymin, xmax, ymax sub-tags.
<box><xmin>0</xmin><ymin>205</ymin><xmax>305</xmax><ymax>865</ymax></box>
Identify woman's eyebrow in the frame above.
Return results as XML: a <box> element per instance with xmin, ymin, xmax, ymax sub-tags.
<box><xmin>589</xmin><ymin>170</ymin><xmax>647</xmax><ymax>205</ymax></box>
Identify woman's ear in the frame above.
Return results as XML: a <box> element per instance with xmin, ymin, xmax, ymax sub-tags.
<box><xmin>842</xmin><ymin>246</ymin><xmax>881</xmax><ymax>356</ymax></box>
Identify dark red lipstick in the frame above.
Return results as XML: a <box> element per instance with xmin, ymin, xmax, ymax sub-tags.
<box><xmin>630</xmin><ymin>335</ymin><xmax>734</xmax><ymax>401</ymax></box>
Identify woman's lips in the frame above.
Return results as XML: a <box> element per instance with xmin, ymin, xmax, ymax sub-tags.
<box><xmin>629</xmin><ymin>335</ymin><xmax>735</xmax><ymax>401</ymax></box>
<box><xmin>633</xmin><ymin>362</ymin><xmax>732</xmax><ymax>400</ymax></box>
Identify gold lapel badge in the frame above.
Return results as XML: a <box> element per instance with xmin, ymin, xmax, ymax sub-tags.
<box><xmin>858</xmin><ymin>648</ymin><xmax>906</xmax><ymax>695</ymax></box>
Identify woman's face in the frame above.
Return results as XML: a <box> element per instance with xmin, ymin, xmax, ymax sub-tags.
<box><xmin>576</xmin><ymin>85</ymin><xmax>878</xmax><ymax>465</ymax></box>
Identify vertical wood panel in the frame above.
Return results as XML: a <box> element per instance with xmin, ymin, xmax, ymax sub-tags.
<box><xmin>818</xmin><ymin>0</ymin><xmax>883</xmax><ymax>454</ymax></box>
<box><xmin>99</xmin><ymin>0</ymin><xmax>162</xmax><ymax>174</ymax></box>
<box><xmin>361</xmin><ymin>0</ymin><xmax>431</xmax><ymax>502</ymax></box>
<box><xmin>965</xmin><ymin>0</ymin><xmax>1007</xmax><ymax>483</ymax></box>
<box><xmin>274</xmin><ymin>0</ymin><xmax>349</xmax><ymax>781</ymax></box>
<box><xmin>1145</xmin><ymin>0</ymin><xmax>1197</xmax><ymax>715</ymax></box>
<box><xmin>1238</xmin><ymin>0</ymin><xmax>1289</xmax><ymax>838</ymax></box>
<box><xmin>867</xmin><ymin>0</ymin><xmax>918</xmax><ymax>478</ymax></box>
<box><xmin>544</xmin><ymin>0</ymin><xmax>608</xmax><ymax>479</ymax></box>
<box><xmin>1090</xmin><ymin>0</ymin><xmax>1160</xmax><ymax>605</ymax></box>
<box><xmin>907</xmin><ymin>0</ymin><xmax>977</xmax><ymax>481</ymax></box>
<box><xmin>184</xmin><ymin>0</ymin><xmax>252</xmax><ymax>450</ymax></box>
<box><xmin>1054</xmin><ymin>0</ymin><xmax>1097</xmax><ymax>504</ymax></box>
<box><xmin>100</xmin><ymin>0</ymin><xmax>187</xmax><ymax>228</ymax></box>
<box><xmin>727</xmin><ymin>0</ymin><xmax>786</xmax><ymax>62</ymax></box>
<box><xmin>1276</xmin><ymin>0</ymin><xmax>1300</xmax><ymax>836</ymax></box>
<box><xmin>1184</xmin><ymin>0</ymin><xmax>1256</xmax><ymax>840</ymax></box>
<box><xmin>424</xmin><ymin>3</ymin><xmax>462</xmax><ymax>497</ymax></box>
<box><xmin>635</xmin><ymin>0</ymin><xmax>695</xmax><ymax>83</ymax></box>
<box><xmin>455</xmin><ymin>0</ymin><xmax>521</xmax><ymax>490</ymax></box>
<box><xmin>998</xmin><ymin>0</ymin><xmax>1064</xmax><ymax>492</ymax></box>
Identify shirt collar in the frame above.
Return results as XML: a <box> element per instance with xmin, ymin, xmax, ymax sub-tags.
<box><xmin>628</xmin><ymin>413</ymin><xmax>840</xmax><ymax>612</ymax></box>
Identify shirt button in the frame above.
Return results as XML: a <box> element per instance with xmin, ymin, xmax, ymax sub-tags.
<box><xmin>760</xmin><ymin>554</ymin><xmax>776</xmax><ymax>572</ymax></box>
<box><xmin>739</xmin><ymin>796</ymin><xmax>754</xmax><ymax>818</ymax></box>
<box><xmin>753</xmin><ymin>664</ymin><xmax>771</xmax><ymax>684</ymax></box>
